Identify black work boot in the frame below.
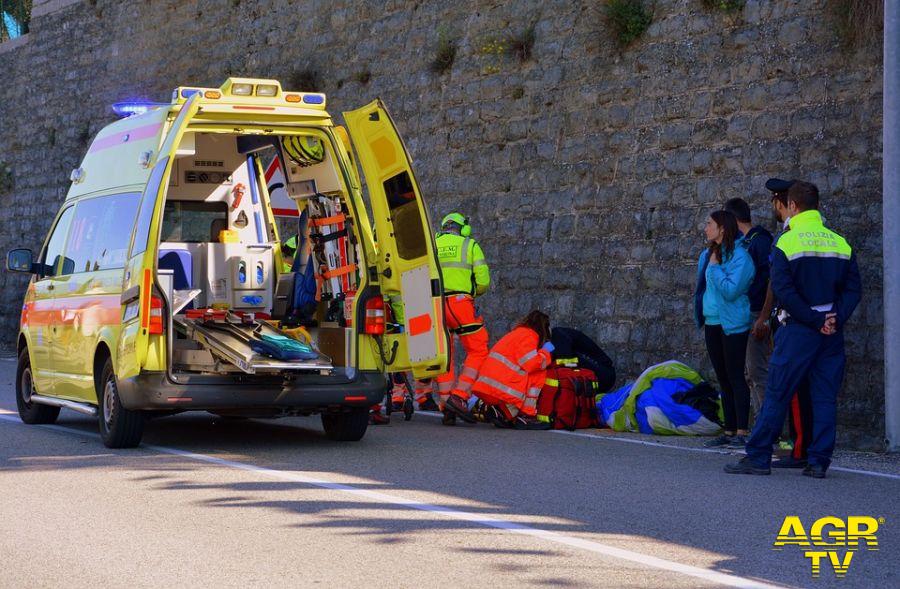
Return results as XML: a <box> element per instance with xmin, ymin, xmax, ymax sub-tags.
<box><xmin>723</xmin><ymin>457</ymin><xmax>771</xmax><ymax>475</ymax></box>
<box><xmin>444</xmin><ymin>394</ymin><xmax>476</xmax><ymax>423</ymax></box>
<box><xmin>419</xmin><ymin>397</ymin><xmax>439</xmax><ymax>412</ymax></box>
<box><xmin>441</xmin><ymin>410</ymin><xmax>456</xmax><ymax>426</ymax></box>
<box><xmin>802</xmin><ymin>463</ymin><xmax>827</xmax><ymax>479</ymax></box>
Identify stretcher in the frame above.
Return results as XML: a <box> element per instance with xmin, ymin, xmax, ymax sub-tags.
<box><xmin>174</xmin><ymin>309</ymin><xmax>333</xmax><ymax>374</ymax></box>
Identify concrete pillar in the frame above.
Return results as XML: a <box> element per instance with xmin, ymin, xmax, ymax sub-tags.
<box><xmin>884</xmin><ymin>0</ymin><xmax>900</xmax><ymax>452</ymax></box>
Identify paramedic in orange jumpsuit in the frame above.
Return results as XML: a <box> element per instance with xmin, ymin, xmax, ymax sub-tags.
<box><xmin>435</xmin><ymin>213</ymin><xmax>491</xmax><ymax>426</ymax></box>
<box><xmin>471</xmin><ymin>310</ymin><xmax>554</xmax><ymax>430</ymax></box>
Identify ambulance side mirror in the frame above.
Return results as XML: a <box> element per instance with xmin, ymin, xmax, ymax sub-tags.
<box><xmin>6</xmin><ymin>249</ymin><xmax>35</xmax><ymax>274</ymax></box>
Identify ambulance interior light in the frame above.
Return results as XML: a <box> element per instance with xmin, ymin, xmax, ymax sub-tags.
<box><xmin>112</xmin><ymin>101</ymin><xmax>169</xmax><ymax>118</ymax></box>
<box><xmin>256</xmin><ymin>84</ymin><xmax>278</xmax><ymax>97</ymax></box>
<box><xmin>231</xmin><ymin>83</ymin><xmax>253</xmax><ymax>96</ymax></box>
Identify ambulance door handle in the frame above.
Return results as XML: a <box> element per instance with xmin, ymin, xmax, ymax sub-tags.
<box><xmin>47</xmin><ymin>284</ymin><xmax>54</xmax><ymax>291</ymax></box>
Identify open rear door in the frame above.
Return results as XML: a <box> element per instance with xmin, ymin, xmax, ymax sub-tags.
<box><xmin>343</xmin><ymin>100</ymin><xmax>449</xmax><ymax>378</ymax></box>
<box><xmin>117</xmin><ymin>95</ymin><xmax>201</xmax><ymax>380</ymax></box>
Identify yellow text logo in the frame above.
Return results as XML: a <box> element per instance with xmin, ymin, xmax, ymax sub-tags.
<box><xmin>773</xmin><ymin>516</ymin><xmax>883</xmax><ymax>578</ymax></box>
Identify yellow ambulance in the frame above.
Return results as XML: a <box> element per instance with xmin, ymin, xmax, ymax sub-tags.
<box><xmin>6</xmin><ymin>78</ymin><xmax>449</xmax><ymax>447</ymax></box>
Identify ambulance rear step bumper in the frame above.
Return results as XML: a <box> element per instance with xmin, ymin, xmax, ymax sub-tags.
<box><xmin>116</xmin><ymin>369</ymin><xmax>387</xmax><ymax>411</ymax></box>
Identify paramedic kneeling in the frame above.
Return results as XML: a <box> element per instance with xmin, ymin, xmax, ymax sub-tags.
<box><xmin>725</xmin><ymin>181</ymin><xmax>861</xmax><ymax>479</ymax></box>
<box><xmin>471</xmin><ymin>310</ymin><xmax>554</xmax><ymax>430</ymax></box>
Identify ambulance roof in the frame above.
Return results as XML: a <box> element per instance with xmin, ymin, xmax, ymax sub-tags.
<box><xmin>65</xmin><ymin>78</ymin><xmax>332</xmax><ymax>201</ymax></box>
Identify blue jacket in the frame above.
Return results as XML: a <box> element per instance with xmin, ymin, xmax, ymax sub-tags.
<box><xmin>694</xmin><ymin>239</ymin><xmax>755</xmax><ymax>335</ymax></box>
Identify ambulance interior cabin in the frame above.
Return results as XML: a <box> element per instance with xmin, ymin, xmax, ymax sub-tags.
<box><xmin>159</xmin><ymin>131</ymin><xmax>361</xmax><ymax>374</ymax></box>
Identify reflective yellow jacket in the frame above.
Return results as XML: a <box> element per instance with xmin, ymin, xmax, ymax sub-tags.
<box><xmin>435</xmin><ymin>232</ymin><xmax>490</xmax><ymax>296</ymax></box>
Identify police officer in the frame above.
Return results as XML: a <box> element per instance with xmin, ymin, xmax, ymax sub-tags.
<box><xmin>434</xmin><ymin>213</ymin><xmax>491</xmax><ymax>425</ymax></box>
<box><xmin>725</xmin><ymin>181</ymin><xmax>861</xmax><ymax>478</ymax></box>
<box><xmin>762</xmin><ymin>179</ymin><xmax>814</xmax><ymax>468</ymax></box>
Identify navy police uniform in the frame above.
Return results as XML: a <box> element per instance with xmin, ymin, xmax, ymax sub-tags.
<box><xmin>739</xmin><ymin>208</ymin><xmax>861</xmax><ymax>473</ymax></box>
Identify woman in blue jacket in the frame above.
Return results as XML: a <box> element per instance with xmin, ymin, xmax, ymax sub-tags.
<box><xmin>694</xmin><ymin>210</ymin><xmax>755</xmax><ymax>448</ymax></box>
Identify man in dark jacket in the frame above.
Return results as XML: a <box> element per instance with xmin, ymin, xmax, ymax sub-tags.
<box><xmin>550</xmin><ymin>327</ymin><xmax>616</xmax><ymax>394</ymax></box>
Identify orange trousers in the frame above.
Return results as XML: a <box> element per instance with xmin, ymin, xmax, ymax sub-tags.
<box><xmin>436</xmin><ymin>295</ymin><xmax>489</xmax><ymax>408</ymax></box>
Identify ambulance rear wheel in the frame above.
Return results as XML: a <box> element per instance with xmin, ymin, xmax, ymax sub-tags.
<box><xmin>97</xmin><ymin>358</ymin><xmax>144</xmax><ymax>448</ymax></box>
<box><xmin>321</xmin><ymin>407</ymin><xmax>369</xmax><ymax>441</ymax></box>
<box><xmin>16</xmin><ymin>348</ymin><xmax>60</xmax><ymax>425</ymax></box>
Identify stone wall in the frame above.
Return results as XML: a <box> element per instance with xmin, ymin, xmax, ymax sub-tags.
<box><xmin>0</xmin><ymin>0</ymin><xmax>884</xmax><ymax>447</ymax></box>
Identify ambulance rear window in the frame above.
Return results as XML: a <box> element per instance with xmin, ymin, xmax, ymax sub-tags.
<box><xmin>384</xmin><ymin>171</ymin><xmax>426</xmax><ymax>260</ymax></box>
<box><xmin>161</xmin><ymin>201</ymin><xmax>228</xmax><ymax>243</ymax></box>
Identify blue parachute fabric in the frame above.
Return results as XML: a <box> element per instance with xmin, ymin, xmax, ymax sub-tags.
<box><xmin>634</xmin><ymin>378</ymin><xmax>697</xmax><ymax>434</ymax></box>
<box><xmin>598</xmin><ymin>382</ymin><xmax>633</xmax><ymax>430</ymax></box>
<box><xmin>596</xmin><ymin>360</ymin><xmax>723</xmax><ymax>435</ymax></box>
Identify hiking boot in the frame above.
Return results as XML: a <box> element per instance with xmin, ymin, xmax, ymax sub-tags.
<box><xmin>771</xmin><ymin>456</ymin><xmax>807</xmax><ymax>469</ymax></box>
<box><xmin>723</xmin><ymin>457</ymin><xmax>771</xmax><ymax>475</ymax></box>
<box><xmin>802</xmin><ymin>464</ymin><xmax>827</xmax><ymax>479</ymax></box>
<box><xmin>369</xmin><ymin>411</ymin><xmax>389</xmax><ymax>426</ymax></box>
<box><xmin>512</xmin><ymin>414</ymin><xmax>552</xmax><ymax>431</ymax></box>
<box><xmin>441</xmin><ymin>410</ymin><xmax>456</xmax><ymax>426</ymax></box>
<box><xmin>418</xmin><ymin>397</ymin><xmax>439</xmax><ymax>412</ymax></box>
<box><xmin>726</xmin><ymin>435</ymin><xmax>748</xmax><ymax>450</ymax></box>
<box><xmin>444</xmin><ymin>394</ymin><xmax>476</xmax><ymax>424</ymax></box>
<box><xmin>703</xmin><ymin>434</ymin><xmax>733</xmax><ymax>448</ymax></box>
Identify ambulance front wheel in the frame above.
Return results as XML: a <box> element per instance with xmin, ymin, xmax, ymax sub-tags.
<box><xmin>16</xmin><ymin>348</ymin><xmax>60</xmax><ymax>425</ymax></box>
<box><xmin>97</xmin><ymin>358</ymin><xmax>145</xmax><ymax>449</ymax></box>
<box><xmin>321</xmin><ymin>407</ymin><xmax>369</xmax><ymax>441</ymax></box>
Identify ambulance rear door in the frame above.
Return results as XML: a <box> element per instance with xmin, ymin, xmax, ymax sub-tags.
<box><xmin>117</xmin><ymin>95</ymin><xmax>201</xmax><ymax>380</ymax></box>
<box><xmin>342</xmin><ymin>100</ymin><xmax>449</xmax><ymax>378</ymax></box>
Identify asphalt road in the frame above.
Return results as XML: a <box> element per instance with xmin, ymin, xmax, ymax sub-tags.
<box><xmin>0</xmin><ymin>357</ymin><xmax>897</xmax><ymax>589</ymax></box>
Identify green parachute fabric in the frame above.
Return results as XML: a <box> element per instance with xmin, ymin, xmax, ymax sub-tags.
<box><xmin>599</xmin><ymin>360</ymin><xmax>721</xmax><ymax>433</ymax></box>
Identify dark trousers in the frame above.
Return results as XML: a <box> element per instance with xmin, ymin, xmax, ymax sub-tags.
<box><xmin>704</xmin><ymin>325</ymin><xmax>751</xmax><ymax>432</ymax></box>
<box><xmin>789</xmin><ymin>381</ymin><xmax>813</xmax><ymax>461</ymax></box>
<box><xmin>746</xmin><ymin>323</ymin><xmax>845</xmax><ymax>469</ymax></box>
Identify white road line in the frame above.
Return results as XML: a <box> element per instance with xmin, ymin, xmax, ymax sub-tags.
<box><xmin>0</xmin><ymin>413</ymin><xmax>783</xmax><ymax>589</ymax></box>
<box><xmin>417</xmin><ymin>411</ymin><xmax>900</xmax><ymax>481</ymax></box>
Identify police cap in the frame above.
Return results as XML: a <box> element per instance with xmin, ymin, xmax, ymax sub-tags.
<box><xmin>765</xmin><ymin>178</ymin><xmax>795</xmax><ymax>194</ymax></box>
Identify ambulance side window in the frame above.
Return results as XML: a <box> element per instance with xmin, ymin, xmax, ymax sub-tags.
<box><xmin>383</xmin><ymin>171</ymin><xmax>426</xmax><ymax>260</ymax></box>
<box><xmin>64</xmin><ymin>194</ymin><xmax>141</xmax><ymax>274</ymax></box>
<box><xmin>40</xmin><ymin>207</ymin><xmax>75</xmax><ymax>278</ymax></box>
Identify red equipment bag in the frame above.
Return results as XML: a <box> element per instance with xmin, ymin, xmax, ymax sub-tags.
<box><xmin>537</xmin><ymin>367</ymin><xmax>599</xmax><ymax>430</ymax></box>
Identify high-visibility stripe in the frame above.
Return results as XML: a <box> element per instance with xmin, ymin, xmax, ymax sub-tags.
<box><xmin>461</xmin><ymin>238</ymin><xmax>471</xmax><ymax>264</ymax></box>
<box><xmin>545</xmin><ymin>378</ymin><xmax>559</xmax><ymax>387</ymax></box>
<box><xmin>786</xmin><ymin>251</ymin><xmax>851</xmax><ymax>261</ymax></box>
<box><xmin>526</xmin><ymin>387</ymin><xmax>542</xmax><ymax>399</ymax></box>
<box><xmin>437</xmin><ymin>381</ymin><xmax>454</xmax><ymax>392</ymax></box>
<box><xmin>460</xmin><ymin>366</ymin><xmax>478</xmax><ymax>380</ymax></box>
<box><xmin>489</xmin><ymin>352</ymin><xmax>526</xmax><ymax>375</ymax></box>
<box><xmin>441</xmin><ymin>262</ymin><xmax>471</xmax><ymax>269</ymax></box>
<box><xmin>473</xmin><ymin>259</ymin><xmax>488</xmax><ymax>267</ymax></box>
<box><xmin>475</xmin><ymin>375</ymin><xmax>527</xmax><ymax>401</ymax></box>
<box><xmin>518</xmin><ymin>350</ymin><xmax>537</xmax><ymax>365</ymax></box>
<box><xmin>456</xmin><ymin>380</ymin><xmax>474</xmax><ymax>393</ymax></box>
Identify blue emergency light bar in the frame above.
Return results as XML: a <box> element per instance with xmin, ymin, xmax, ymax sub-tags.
<box><xmin>112</xmin><ymin>101</ymin><xmax>169</xmax><ymax>118</ymax></box>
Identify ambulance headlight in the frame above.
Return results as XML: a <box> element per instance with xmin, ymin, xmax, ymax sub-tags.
<box><xmin>231</xmin><ymin>83</ymin><xmax>253</xmax><ymax>96</ymax></box>
<box><xmin>256</xmin><ymin>84</ymin><xmax>278</xmax><ymax>97</ymax></box>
